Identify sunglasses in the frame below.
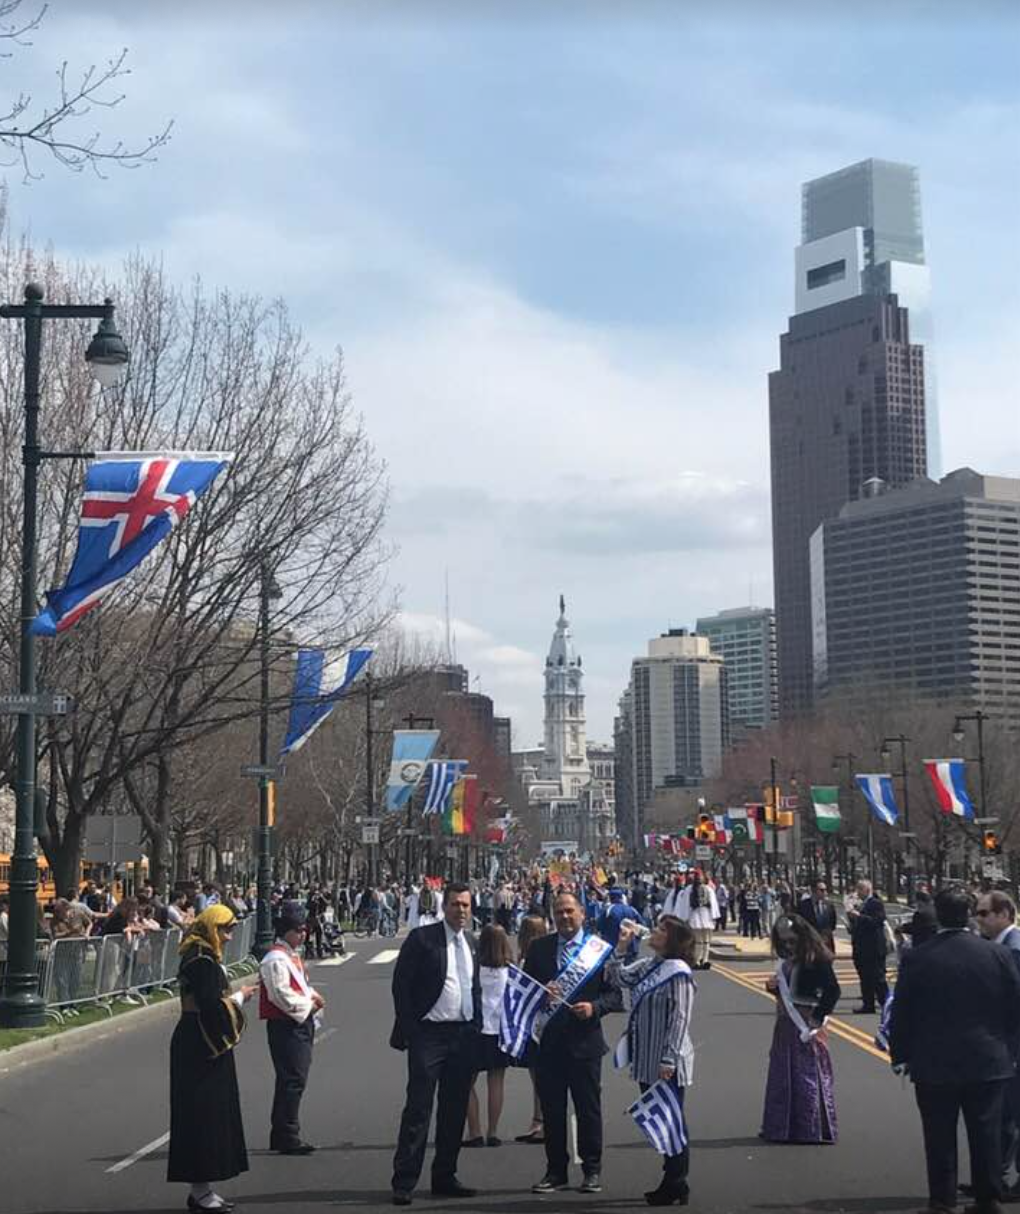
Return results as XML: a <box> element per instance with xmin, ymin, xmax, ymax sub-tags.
<box><xmin>975</xmin><ymin>909</ymin><xmax>994</xmax><ymax>917</ymax></box>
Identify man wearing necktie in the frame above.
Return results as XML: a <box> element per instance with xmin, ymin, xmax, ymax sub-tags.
<box><xmin>390</xmin><ymin>883</ymin><xmax>481</xmax><ymax>1206</ymax></box>
<box><xmin>797</xmin><ymin>881</ymin><xmax>838</xmax><ymax>953</ymax></box>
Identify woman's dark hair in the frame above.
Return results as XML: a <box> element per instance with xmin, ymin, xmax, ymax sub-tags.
<box><xmin>479</xmin><ymin>923</ymin><xmax>513</xmax><ymax>968</ymax></box>
<box><xmin>105</xmin><ymin>896</ymin><xmax>139</xmax><ymax>931</ymax></box>
<box><xmin>771</xmin><ymin>913</ymin><xmax>833</xmax><ymax>966</ymax></box>
<box><xmin>516</xmin><ymin>913</ymin><xmax>548</xmax><ymax>961</ymax></box>
<box><xmin>657</xmin><ymin>915</ymin><xmax>696</xmax><ymax>965</ymax></box>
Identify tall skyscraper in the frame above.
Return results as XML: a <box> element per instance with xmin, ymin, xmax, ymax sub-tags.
<box><xmin>695</xmin><ymin>606</ymin><xmax>778</xmax><ymax>737</ymax></box>
<box><xmin>810</xmin><ymin>469</ymin><xmax>1020</xmax><ymax>721</ymax></box>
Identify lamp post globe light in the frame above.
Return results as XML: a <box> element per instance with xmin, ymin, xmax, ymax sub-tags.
<box><xmin>0</xmin><ymin>284</ymin><xmax>128</xmax><ymax>1029</ymax></box>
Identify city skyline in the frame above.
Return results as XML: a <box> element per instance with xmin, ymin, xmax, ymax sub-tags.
<box><xmin>6</xmin><ymin>3</ymin><xmax>1018</xmax><ymax>743</ymax></box>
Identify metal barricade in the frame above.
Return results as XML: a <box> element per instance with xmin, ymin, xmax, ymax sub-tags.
<box><xmin>95</xmin><ymin>932</ymin><xmax>134</xmax><ymax>1005</ymax></box>
<box><xmin>43</xmin><ymin>936</ymin><xmax>105</xmax><ymax>1016</ymax></box>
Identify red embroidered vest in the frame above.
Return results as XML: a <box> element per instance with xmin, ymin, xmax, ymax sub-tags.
<box><xmin>259</xmin><ymin>945</ymin><xmax>307</xmax><ymax>1021</ymax></box>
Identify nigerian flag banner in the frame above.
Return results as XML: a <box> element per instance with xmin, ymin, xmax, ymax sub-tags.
<box><xmin>811</xmin><ymin>786</ymin><xmax>842</xmax><ymax>833</ymax></box>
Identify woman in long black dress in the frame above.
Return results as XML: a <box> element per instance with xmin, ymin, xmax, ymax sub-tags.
<box><xmin>168</xmin><ymin>905</ymin><xmax>257</xmax><ymax>1212</ymax></box>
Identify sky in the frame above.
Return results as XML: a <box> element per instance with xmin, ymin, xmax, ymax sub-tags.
<box><xmin>3</xmin><ymin>0</ymin><xmax>1018</xmax><ymax>746</ymax></box>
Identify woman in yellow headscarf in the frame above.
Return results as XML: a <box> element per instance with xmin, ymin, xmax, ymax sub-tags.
<box><xmin>168</xmin><ymin>905</ymin><xmax>257</xmax><ymax>1212</ymax></box>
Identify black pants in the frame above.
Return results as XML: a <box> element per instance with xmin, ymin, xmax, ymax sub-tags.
<box><xmin>308</xmin><ymin>922</ymin><xmax>324</xmax><ymax>958</ymax></box>
<box><xmin>536</xmin><ymin>1049</ymin><xmax>603</xmax><ymax>1177</ymax></box>
<box><xmin>1000</xmin><ymin>1074</ymin><xmax>1020</xmax><ymax>1179</ymax></box>
<box><xmin>853</xmin><ymin>956</ymin><xmax>889</xmax><ymax>1011</ymax></box>
<box><xmin>744</xmin><ymin>910</ymin><xmax>761</xmax><ymax>939</ymax></box>
<box><xmin>639</xmin><ymin>1077</ymin><xmax>690</xmax><ymax>1185</ymax></box>
<box><xmin>392</xmin><ymin>1022</ymin><xmax>476</xmax><ymax>1192</ymax></box>
<box><xmin>267</xmin><ymin>1016</ymin><xmax>315</xmax><ymax>1148</ymax></box>
<box><xmin>914</xmin><ymin>1079</ymin><xmax>1006</xmax><ymax>1208</ymax></box>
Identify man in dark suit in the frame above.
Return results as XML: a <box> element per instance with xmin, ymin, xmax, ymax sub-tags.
<box><xmin>797</xmin><ymin>880</ymin><xmax>838</xmax><ymax>952</ymax></box>
<box><xmin>848</xmin><ymin>879</ymin><xmax>889</xmax><ymax>1013</ymax></box>
<box><xmin>525</xmin><ymin>889</ymin><xmax>622</xmax><ymax>1196</ymax></box>
<box><xmin>889</xmin><ymin>886</ymin><xmax>1020</xmax><ymax>1214</ymax></box>
<box><xmin>390</xmin><ymin>882</ymin><xmax>481</xmax><ymax>1206</ymax></box>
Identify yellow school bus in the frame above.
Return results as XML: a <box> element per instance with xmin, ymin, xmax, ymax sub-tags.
<box><xmin>0</xmin><ymin>853</ymin><xmax>58</xmax><ymax>904</ymax></box>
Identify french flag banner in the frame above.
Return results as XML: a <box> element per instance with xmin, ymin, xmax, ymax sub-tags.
<box><xmin>924</xmin><ymin>759</ymin><xmax>975</xmax><ymax>820</ymax></box>
<box><xmin>627</xmin><ymin>1078</ymin><xmax>688</xmax><ymax>1156</ymax></box>
<box><xmin>280</xmin><ymin>648</ymin><xmax>373</xmax><ymax>757</ymax></box>
<box><xmin>854</xmin><ymin>774</ymin><xmax>900</xmax><ymax>826</ymax></box>
<box><xmin>31</xmin><ymin>451</ymin><xmax>232</xmax><ymax>636</ymax></box>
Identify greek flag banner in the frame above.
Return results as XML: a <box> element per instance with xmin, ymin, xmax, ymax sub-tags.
<box><xmin>531</xmin><ymin>935</ymin><xmax>613</xmax><ymax>1043</ymax></box>
<box><xmin>854</xmin><ymin>774</ymin><xmax>900</xmax><ymax>826</ymax></box>
<box><xmin>499</xmin><ymin>965</ymin><xmax>546</xmax><ymax>1060</ymax></box>
<box><xmin>421</xmin><ymin>760</ymin><xmax>468</xmax><ymax>815</ymax></box>
<box><xmin>385</xmin><ymin>730</ymin><xmax>441</xmax><ymax>811</ymax></box>
<box><xmin>627</xmin><ymin>1078</ymin><xmax>688</xmax><ymax>1156</ymax></box>
<box><xmin>280</xmin><ymin>647</ymin><xmax>373</xmax><ymax>757</ymax></box>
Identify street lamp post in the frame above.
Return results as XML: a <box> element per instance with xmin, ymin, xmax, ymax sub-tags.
<box><xmin>953</xmin><ymin>710</ymin><xmax>990</xmax><ymax>882</ymax></box>
<box><xmin>769</xmin><ymin>755</ymin><xmax>780</xmax><ymax>881</ymax></box>
<box><xmin>254</xmin><ymin>563</ymin><xmax>282</xmax><ymax>958</ymax></box>
<box><xmin>0</xmin><ymin>284</ymin><xmax>128</xmax><ymax>1029</ymax></box>
<box><xmin>833</xmin><ymin>752</ymin><xmax>872</xmax><ymax>885</ymax></box>
<box><xmin>362</xmin><ymin>672</ymin><xmax>385</xmax><ymax>888</ymax></box>
<box><xmin>401</xmin><ymin>712</ymin><xmax>434</xmax><ymax>891</ymax></box>
<box><xmin>881</xmin><ymin>734</ymin><xmax>913</xmax><ymax>902</ymax></box>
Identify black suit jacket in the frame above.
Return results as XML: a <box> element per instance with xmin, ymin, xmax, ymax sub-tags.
<box><xmin>389</xmin><ymin>921</ymin><xmax>482</xmax><ymax>1050</ymax></box>
<box><xmin>523</xmin><ymin>932</ymin><xmax>622</xmax><ymax>1061</ymax></box>
<box><xmin>851</xmin><ymin>894</ymin><xmax>887</xmax><ymax>963</ymax></box>
<box><xmin>797</xmin><ymin>897</ymin><xmax>837</xmax><ymax>936</ymax></box>
<box><xmin>889</xmin><ymin>928</ymin><xmax>1020</xmax><ymax>1085</ymax></box>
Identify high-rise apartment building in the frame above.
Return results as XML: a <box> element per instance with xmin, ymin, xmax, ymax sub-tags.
<box><xmin>695</xmin><ymin>606</ymin><xmax>778</xmax><ymax>737</ymax></box>
<box><xmin>810</xmin><ymin>469</ymin><xmax>1020</xmax><ymax>721</ymax></box>
<box><xmin>770</xmin><ymin>282</ymin><xmax>927</xmax><ymax>717</ymax></box>
<box><xmin>625</xmin><ymin>630</ymin><xmax>729</xmax><ymax>826</ymax></box>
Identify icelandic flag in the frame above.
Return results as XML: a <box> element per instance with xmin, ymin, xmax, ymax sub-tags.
<box><xmin>924</xmin><ymin>759</ymin><xmax>975</xmax><ymax>820</ymax></box>
<box><xmin>31</xmin><ymin>452</ymin><xmax>231</xmax><ymax>636</ymax></box>
<box><xmin>280</xmin><ymin>648</ymin><xmax>373</xmax><ymax>757</ymax></box>
<box><xmin>627</xmin><ymin>1079</ymin><xmax>688</xmax><ymax>1156</ymax></box>
<box><xmin>854</xmin><ymin>774</ymin><xmax>900</xmax><ymax>826</ymax></box>
<box><xmin>421</xmin><ymin>760</ymin><xmax>467</xmax><ymax>815</ymax></box>
<box><xmin>499</xmin><ymin>964</ymin><xmax>546</xmax><ymax>1059</ymax></box>
<box><xmin>385</xmin><ymin>729</ymin><xmax>441</xmax><ymax>811</ymax></box>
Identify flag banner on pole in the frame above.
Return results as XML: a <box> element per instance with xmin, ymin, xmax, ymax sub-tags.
<box><xmin>627</xmin><ymin>1078</ymin><xmax>688</xmax><ymax>1156</ymax></box>
<box><xmin>713</xmin><ymin>813</ymin><xmax>732</xmax><ymax>845</ymax></box>
<box><xmin>280</xmin><ymin>647</ymin><xmax>373</xmax><ymax>757</ymax></box>
<box><xmin>31</xmin><ymin>452</ymin><xmax>232</xmax><ymax>636</ymax></box>
<box><xmin>486</xmin><ymin>815</ymin><xmax>511</xmax><ymax>844</ymax></box>
<box><xmin>384</xmin><ymin>729</ymin><xmax>441</xmax><ymax>810</ymax></box>
<box><xmin>855</xmin><ymin>774</ymin><xmax>900</xmax><ymax>826</ymax></box>
<box><xmin>444</xmin><ymin>774</ymin><xmax>479</xmax><ymax>836</ymax></box>
<box><xmin>421</xmin><ymin>760</ymin><xmax>467</xmax><ymax>815</ymax></box>
<box><xmin>499</xmin><ymin>965</ymin><xmax>547</xmax><ymax>1059</ymax></box>
<box><xmin>811</xmin><ymin>786</ymin><xmax>842</xmax><ymax>833</ymax></box>
<box><xmin>642</xmin><ymin>833</ymin><xmax>657</xmax><ymax>849</ymax></box>
<box><xmin>728</xmin><ymin>806</ymin><xmax>763</xmax><ymax>844</ymax></box>
<box><xmin>924</xmin><ymin>759</ymin><xmax>975</xmax><ymax>820</ymax></box>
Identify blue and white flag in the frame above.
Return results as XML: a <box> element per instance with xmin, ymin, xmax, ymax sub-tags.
<box><xmin>32</xmin><ymin>452</ymin><xmax>231</xmax><ymax>636</ymax></box>
<box><xmin>385</xmin><ymin>730</ymin><xmax>442</xmax><ymax>811</ymax></box>
<box><xmin>499</xmin><ymin>964</ymin><xmax>546</xmax><ymax>1060</ymax></box>
<box><xmin>627</xmin><ymin>1079</ymin><xmax>688</xmax><ymax>1156</ymax></box>
<box><xmin>421</xmin><ymin>760</ymin><xmax>468</xmax><ymax>815</ymax></box>
<box><xmin>280</xmin><ymin>647</ymin><xmax>373</xmax><ymax>757</ymax></box>
<box><xmin>855</xmin><ymin>773</ymin><xmax>900</xmax><ymax>826</ymax></box>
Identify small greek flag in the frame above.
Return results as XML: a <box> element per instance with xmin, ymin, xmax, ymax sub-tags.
<box><xmin>421</xmin><ymin>760</ymin><xmax>468</xmax><ymax>815</ymax></box>
<box><xmin>627</xmin><ymin>1079</ymin><xmax>688</xmax><ymax>1156</ymax></box>
<box><xmin>499</xmin><ymin>965</ymin><xmax>546</xmax><ymax>1059</ymax></box>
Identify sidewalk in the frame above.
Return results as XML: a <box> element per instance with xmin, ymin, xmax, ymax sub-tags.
<box><xmin>711</xmin><ymin>930</ymin><xmax>851</xmax><ymax>962</ymax></box>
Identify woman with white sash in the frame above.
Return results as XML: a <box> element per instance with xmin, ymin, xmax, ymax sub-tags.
<box><xmin>609</xmin><ymin>916</ymin><xmax>697</xmax><ymax>1207</ymax></box>
<box><xmin>760</xmin><ymin>914</ymin><xmax>840</xmax><ymax>1144</ymax></box>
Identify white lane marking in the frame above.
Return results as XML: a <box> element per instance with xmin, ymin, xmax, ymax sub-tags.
<box><xmin>106</xmin><ymin>1131</ymin><xmax>170</xmax><ymax>1173</ymax></box>
<box><xmin>367</xmin><ymin>949</ymin><xmax>401</xmax><ymax>965</ymax></box>
<box><xmin>570</xmin><ymin>1111</ymin><xmax>581</xmax><ymax>1165</ymax></box>
<box><xmin>316</xmin><ymin>953</ymin><xmax>356</xmax><ymax>968</ymax></box>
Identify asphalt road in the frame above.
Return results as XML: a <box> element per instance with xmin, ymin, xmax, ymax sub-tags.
<box><xmin>0</xmin><ymin>931</ymin><xmax>933</xmax><ymax>1214</ymax></box>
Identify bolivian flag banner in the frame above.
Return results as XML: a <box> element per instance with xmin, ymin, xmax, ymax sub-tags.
<box><xmin>444</xmin><ymin>773</ymin><xmax>479</xmax><ymax>836</ymax></box>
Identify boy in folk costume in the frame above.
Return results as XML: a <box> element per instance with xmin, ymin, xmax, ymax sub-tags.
<box><xmin>259</xmin><ymin>900</ymin><xmax>325</xmax><ymax>1155</ymax></box>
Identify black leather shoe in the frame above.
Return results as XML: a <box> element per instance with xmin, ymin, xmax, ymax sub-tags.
<box><xmin>277</xmin><ymin>1140</ymin><xmax>316</xmax><ymax>1155</ymax></box>
<box><xmin>852</xmin><ymin>1005</ymin><xmax>876</xmax><ymax>1014</ymax></box>
<box><xmin>392</xmin><ymin>1191</ymin><xmax>412</xmax><ymax>1206</ymax></box>
<box><xmin>431</xmin><ymin>1179</ymin><xmax>476</xmax><ymax>1198</ymax></box>
<box><xmin>579</xmin><ymin>1172</ymin><xmax>602</xmax><ymax>1193</ymax></box>
<box><xmin>187</xmin><ymin>1199</ymin><xmax>235</xmax><ymax>1212</ymax></box>
<box><xmin>532</xmin><ymin>1174</ymin><xmax>570</xmax><ymax>1193</ymax></box>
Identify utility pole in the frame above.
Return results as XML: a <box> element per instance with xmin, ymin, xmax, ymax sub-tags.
<box><xmin>881</xmin><ymin>734</ymin><xmax>913</xmax><ymax>902</ymax></box>
<box><xmin>769</xmin><ymin>755</ymin><xmax>780</xmax><ymax>881</ymax></box>
<box><xmin>254</xmin><ymin>563</ymin><xmax>282</xmax><ymax>958</ymax></box>
<box><xmin>833</xmin><ymin>752</ymin><xmax>871</xmax><ymax>884</ymax></box>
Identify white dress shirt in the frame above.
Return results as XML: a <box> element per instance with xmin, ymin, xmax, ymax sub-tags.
<box><xmin>479</xmin><ymin>966</ymin><xmax>509</xmax><ymax>1035</ymax></box>
<box><xmin>260</xmin><ymin>940</ymin><xmax>319</xmax><ymax>1023</ymax></box>
<box><xmin>425</xmin><ymin>921</ymin><xmax>474</xmax><ymax>1022</ymax></box>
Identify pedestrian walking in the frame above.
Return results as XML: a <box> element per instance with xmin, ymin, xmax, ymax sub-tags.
<box><xmin>797</xmin><ymin>881</ymin><xmax>838</xmax><ymax>953</ymax></box>
<box><xmin>677</xmin><ymin>873</ymin><xmax>718</xmax><ymax>970</ymax></box>
<box><xmin>848</xmin><ymin>880</ymin><xmax>889</xmax><ymax>1014</ymax></box>
<box><xmin>610</xmin><ymin>916</ymin><xmax>697</xmax><ymax>1207</ymax></box>
<box><xmin>715</xmin><ymin>882</ymin><xmax>730</xmax><ymax>932</ymax></box>
<box><xmin>168</xmin><ymin>906</ymin><xmax>257</xmax><ymax>1212</ymax></box>
<box><xmin>464</xmin><ymin>924</ymin><xmax>512</xmax><ymax>1147</ymax></box>
<box><xmin>889</xmin><ymin>886</ymin><xmax>1020</xmax><ymax>1214</ymax></box>
<box><xmin>525</xmin><ymin>890</ymin><xmax>623</xmax><ymax>1195</ymax></box>
<box><xmin>760</xmin><ymin>914</ymin><xmax>840</xmax><ymax>1144</ymax></box>
<box><xmin>259</xmin><ymin>901</ymin><xmax>324</xmax><ymax>1155</ymax></box>
<box><xmin>743</xmin><ymin>885</ymin><xmax>763</xmax><ymax>940</ymax></box>
<box><xmin>389</xmin><ymin>883</ymin><xmax>481</xmax><ymax>1205</ymax></box>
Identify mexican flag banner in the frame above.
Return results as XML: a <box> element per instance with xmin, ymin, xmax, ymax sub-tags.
<box><xmin>811</xmin><ymin>786</ymin><xmax>842</xmax><ymax>833</ymax></box>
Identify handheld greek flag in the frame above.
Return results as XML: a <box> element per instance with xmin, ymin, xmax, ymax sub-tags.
<box><xmin>854</xmin><ymin>774</ymin><xmax>900</xmax><ymax>826</ymax></box>
<box><xmin>280</xmin><ymin>648</ymin><xmax>373</xmax><ymax>757</ymax></box>
<box><xmin>421</xmin><ymin>760</ymin><xmax>468</xmax><ymax>815</ymax></box>
<box><xmin>31</xmin><ymin>451</ymin><xmax>232</xmax><ymax>636</ymax></box>
<box><xmin>924</xmin><ymin>759</ymin><xmax>975</xmax><ymax>820</ymax></box>
<box><xmin>499</xmin><ymin>964</ymin><xmax>546</xmax><ymax>1059</ymax></box>
<box><xmin>627</xmin><ymin>1079</ymin><xmax>688</xmax><ymax>1156</ymax></box>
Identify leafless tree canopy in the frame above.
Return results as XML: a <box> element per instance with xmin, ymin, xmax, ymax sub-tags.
<box><xmin>0</xmin><ymin>1</ymin><xmax>172</xmax><ymax>180</ymax></box>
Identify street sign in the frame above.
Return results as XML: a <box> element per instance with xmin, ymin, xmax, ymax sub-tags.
<box><xmin>361</xmin><ymin>825</ymin><xmax>380</xmax><ymax>844</ymax></box>
<box><xmin>694</xmin><ymin>845</ymin><xmax>712</xmax><ymax>861</ymax></box>
<box><xmin>398</xmin><ymin>828</ymin><xmax>419</xmax><ymax>837</ymax></box>
<box><xmin>0</xmin><ymin>691</ymin><xmax>73</xmax><ymax>715</ymax></box>
<box><xmin>240</xmin><ymin>764</ymin><xmax>279</xmax><ymax>779</ymax></box>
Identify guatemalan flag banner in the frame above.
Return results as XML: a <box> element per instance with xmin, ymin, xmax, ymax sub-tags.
<box><xmin>627</xmin><ymin>1078</ymin><xmax>688</xmax><ymax>1156</ymax></box>
<box><xmin>31</xmin><ymin>452</ymin><xmax>232</xmax><ymax>636</ymax></box>
<box><xmin>924</xmin><ymin>759</ymin><xmax>975</xmax><ymax>819</ymax></box>
<box><xmin>280</xmin><ymin>648</ymin><xmax>373</xmax><ymax>758</ymax></box>
<box><xmin>854</xmin><ymin>774</ymin><xmax>900</xmax><ymax>826</ymax></box>
<box><xmin>385</xmin><ymin>730</ymin><xmax>441</xmax><ymax>811</ymax></box>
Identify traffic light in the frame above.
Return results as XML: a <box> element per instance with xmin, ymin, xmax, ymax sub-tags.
<box><xmin>696</xmin><ymin>814</ymin><xmax>714</xmax><ymax>842</ymax></box>
<box><xmin>983</xmin><ymin>831</ymin><xmax>1002</xmax><ymax>856</ymax></box>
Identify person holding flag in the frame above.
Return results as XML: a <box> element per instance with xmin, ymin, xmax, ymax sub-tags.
<box><xmin>610</xmin><ymin>916</ymin><xmax>698</xmax><ymax>1207</ymax></box>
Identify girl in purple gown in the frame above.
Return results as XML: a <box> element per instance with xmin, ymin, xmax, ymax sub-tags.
<box><xmin>760</xmin><ymin>915</ymin><xmax>840</xmax><ymax>1144</ymax></box>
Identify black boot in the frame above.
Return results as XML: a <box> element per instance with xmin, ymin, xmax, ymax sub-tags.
<box><xmin>644</xmin><ymin>1177</ymin><xmax>689</xmax><ymax>1206</ymax></box>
